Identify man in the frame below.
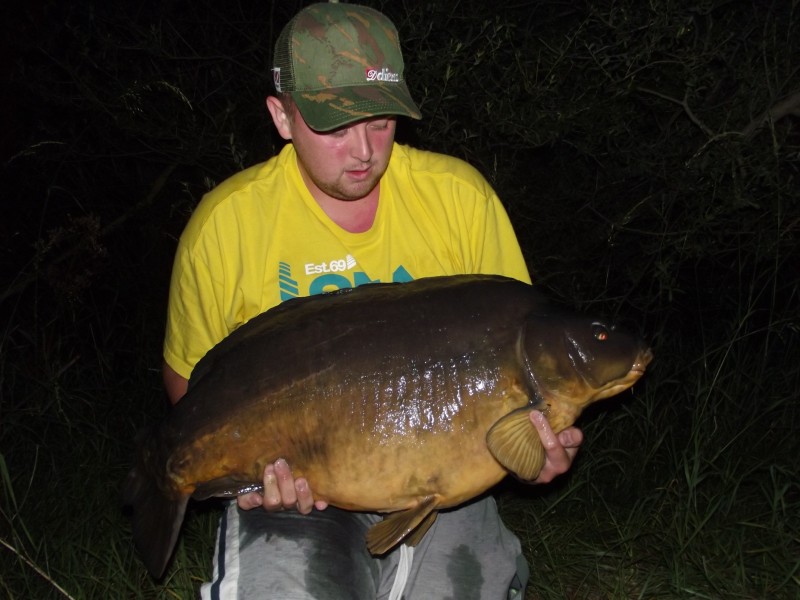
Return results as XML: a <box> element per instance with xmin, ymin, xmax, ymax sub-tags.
<box><xmin>162</xmin><ymin>3</ymin><xmax>582</xmax><ymax>598</ymax></box>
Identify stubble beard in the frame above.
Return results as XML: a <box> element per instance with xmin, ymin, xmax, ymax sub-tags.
<box><xmin>313</xmin><ymin>168</ymin><xmax>383</xmax><ymax>202</ymax></box>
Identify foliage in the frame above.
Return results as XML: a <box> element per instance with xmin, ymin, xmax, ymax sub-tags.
<box><xmin>2</xmin><ymin>0</ymin><xmax>798</xmax><ymax>597</ymax></box>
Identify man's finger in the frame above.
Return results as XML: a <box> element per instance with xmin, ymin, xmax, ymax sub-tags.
<box><xmin>294</xmin><ymin>477</ymin><xmax>314</xmax><ymax>514</ymax></box>
<box><xmin>273</xmin><ymin>458</ymin><xmax>298</xmax><ymax>508</ymax></box>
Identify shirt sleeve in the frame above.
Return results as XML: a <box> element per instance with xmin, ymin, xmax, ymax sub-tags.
<box><xmin>162</xmin><ymin>226</ymin><xmax>229</xmax><ymax>380</ymax></box>
<box><xmin>473</xmin><ymin>189</ymin><xmax>532</xmax><ymax>284</ymax></box>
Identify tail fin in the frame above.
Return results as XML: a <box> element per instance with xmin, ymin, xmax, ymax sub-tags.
<box><xmin>122</xmin><ymin>435</ymin><xmax>188</xmax><ymax>579</ymax></box>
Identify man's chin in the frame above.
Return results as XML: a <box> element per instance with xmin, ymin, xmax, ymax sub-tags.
<box><xmin>326</xmin><ymin>179</ymin><xmax>381</xmax><ymax>202</ymax></box>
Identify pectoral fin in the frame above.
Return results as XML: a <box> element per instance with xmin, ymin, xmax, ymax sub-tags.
<box><xmin>486</xmin><ymin>408</ymin><xmax>545</xmax><ymax>481</ymax></box>
<box><xmin>366</xmin><ymin>495</ymin><xmax>440</xmax><ymax>555</ymax></box>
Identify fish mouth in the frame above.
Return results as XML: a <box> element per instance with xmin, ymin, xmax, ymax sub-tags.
<box><xmin>590</xmin><ymin>348</ymin><xmax>653</xmax><ymax>401</ymax></box>
<box><xmin>599</xmin><ymin>370</ymin><xmax>643</xmax><ymax>395</ymax></box>
<box><xmin>631</xmin><ymin>347</ymin><xmax>654</xmax><ymax>374</ymax></box>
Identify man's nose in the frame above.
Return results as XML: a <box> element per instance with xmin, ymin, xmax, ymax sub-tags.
<box><xmin>349</xmin><ymin>125</ymin><xmax>373</xmax><ymax>162</ymax></box>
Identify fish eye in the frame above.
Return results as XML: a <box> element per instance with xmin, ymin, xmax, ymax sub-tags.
<box><xmin>592</xmin><ymin>324</ymin><xmax>609</xmax><ymax>341</ymax></box>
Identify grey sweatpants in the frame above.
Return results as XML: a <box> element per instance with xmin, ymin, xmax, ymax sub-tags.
<box><xmin>200</xmin><ymin>496</ymin><xmax>529</xmax><ymax>599</ymax></box>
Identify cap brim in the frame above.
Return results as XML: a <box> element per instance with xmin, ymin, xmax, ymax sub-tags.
<box><xmin>291</xmin><ymin>82</ymin><xmax>422</xmax><ymax>132</ymax></box>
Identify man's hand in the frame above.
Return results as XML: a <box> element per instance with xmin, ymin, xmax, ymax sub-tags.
<box><xmin>237</xmin><ymin>458</ymin><xmax>329</xmax><ymax>513</ymax></box>
<box><xmin>529</xmin><ymin>410</ymin><xmax>584</xmax><ymax>484</ymax></box>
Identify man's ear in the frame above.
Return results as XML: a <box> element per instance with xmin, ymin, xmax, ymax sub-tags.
<box><xmin>266</xmin><ymin>96</ymin><xmax>292</xmax><ymax>140</ymax></box>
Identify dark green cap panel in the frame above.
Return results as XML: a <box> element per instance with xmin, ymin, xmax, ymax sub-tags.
<box><xmin>272</xmin><ymin>3</ymin><xmax>421</xmax><ymax>131</ymax></box>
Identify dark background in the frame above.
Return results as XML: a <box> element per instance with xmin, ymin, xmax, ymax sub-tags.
<box><xmin>2</xmin><ymin>0</ymin><xmax>798</xmax><ymax>597</ymax></box>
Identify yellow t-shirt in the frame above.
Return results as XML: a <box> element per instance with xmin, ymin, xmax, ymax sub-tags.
<box><xmin>164</xmin><ymin>143</ymin><xmax>531</xmax><ymax>379</ymax></box>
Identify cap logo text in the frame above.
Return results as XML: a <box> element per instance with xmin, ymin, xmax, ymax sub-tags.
<box><xmin>365</xmin><ymin>67</ymin><xmax>400</xmax><ymax>83</ymax></box>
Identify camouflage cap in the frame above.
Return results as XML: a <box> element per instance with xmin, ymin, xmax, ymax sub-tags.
<box><xmin>272</xmin><ymin>2</ymin><xmax>422</xmax><ymax>132</ymax></box>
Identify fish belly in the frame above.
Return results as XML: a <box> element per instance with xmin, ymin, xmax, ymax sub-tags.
<box><xmin>175</xmin><ymin>368</ymin><xmax>529</xmax><ymax>513</ymax></box>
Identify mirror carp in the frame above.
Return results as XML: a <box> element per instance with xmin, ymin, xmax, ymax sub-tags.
<box><xmin>124</xmin><ymin>274</ymin><xmax>653</xmax><ymax>578</ymax></box>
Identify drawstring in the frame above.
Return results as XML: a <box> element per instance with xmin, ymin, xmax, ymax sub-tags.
<box><xmin>388</xmin><ymin>544</ymin><xmax>414</xmax><ymax>600</ymax></box>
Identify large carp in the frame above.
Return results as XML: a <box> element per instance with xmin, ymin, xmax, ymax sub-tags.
<box><xmin>124</xmin><ymin>275</ymin><xmax>652</xmax><ymax>578</ymax></box>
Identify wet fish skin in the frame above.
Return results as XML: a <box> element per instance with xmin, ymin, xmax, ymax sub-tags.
<box><xmin>124</xmin><ymin>274</ymin><xmax>652</xmax><ymax>578</ymax></box>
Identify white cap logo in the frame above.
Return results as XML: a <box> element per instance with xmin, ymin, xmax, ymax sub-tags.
<box><xmin>365</xmin><ymin>67</ymin><xmax>399</xmax><ymax>83</ymax></box>
<box><xmin>272</xmin><ymin>67</ymin><xmax>282</xmax><ymax>92</ymax></box>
